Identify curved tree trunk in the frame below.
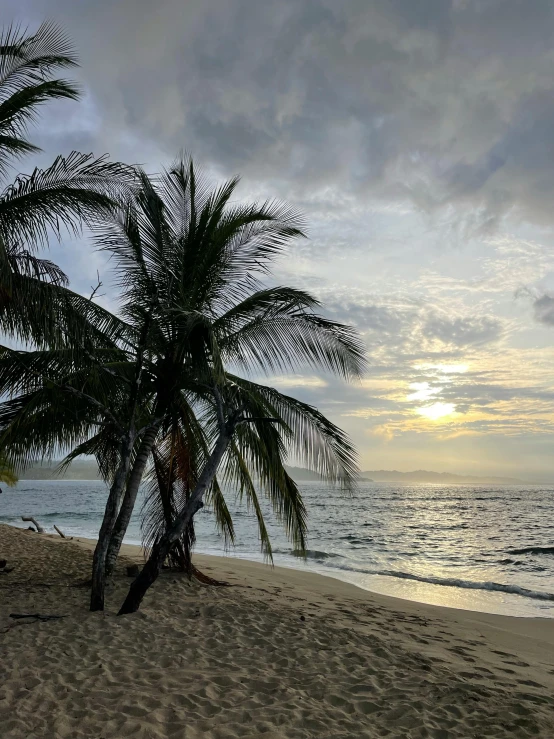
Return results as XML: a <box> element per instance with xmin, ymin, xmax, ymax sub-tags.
<box><xmin>118</xmin><ymin>428</ymin><xmax>233</xmax><ymax>615</ymax></box>
<box><xmin>90</xmin><ymin>435</ymin><xmax>134</xmax><ymax>611</ymax></box>
<box><xmin>104</xmin><ymin>423</ymin><xmax>161</xmax><ymax>577</ymax></box>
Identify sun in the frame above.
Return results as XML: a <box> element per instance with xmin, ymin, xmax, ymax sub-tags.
<box><xmin>416</xmin><ymin>402</ymin><xmax>456</xmax><ymax>421</ymax></box>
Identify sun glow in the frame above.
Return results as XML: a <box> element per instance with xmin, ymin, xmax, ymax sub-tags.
<box><xmin>406</xmin><ymin>382</ymin><xmax>441</xmax><ymax>402</ymax></box>
<box><xmin>416</xmin><ymin>402</ymin><xmax>457</xmax><ymax>421</ymax></box>
<box><xmin>414</xmin><ymin>363</ymin><xmax>468</xmax><ymax>374</ymax></box>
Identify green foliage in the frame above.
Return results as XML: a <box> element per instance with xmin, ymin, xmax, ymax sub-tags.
<box><xmin>0</xmin><ymin>451</ymin><xmax>17</xmax><ymax>485</ymax></box>
<box><xmin>99</xmin><ymin>157</ymin><xmax>366</xmax><ymax>559</ymax></box>
<box><xmin>0</xmin><ymin>153</ymin><xmax>366</xmax><ymax>563</ymax></box>
<box><xmin>0</xmin><ymin>21</ymin><xmax>134</xmax><ymax>348</ymax></box>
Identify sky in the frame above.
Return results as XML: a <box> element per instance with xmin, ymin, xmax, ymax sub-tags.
<box><xmin>6</xmin><ymin>0</ymin><xmax>554</xmax><ymax>480</ymax></box>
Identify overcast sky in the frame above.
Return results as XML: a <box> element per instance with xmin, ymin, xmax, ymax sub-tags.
<box><xmin>7</xmin><ymin>0</ymin><xmax>554</xmax><ymax>479</ymax></box>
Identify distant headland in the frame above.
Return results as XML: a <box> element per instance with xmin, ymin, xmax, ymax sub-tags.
<box><xmin>18</xmin><ymin>461</ymin><xmax>539</xmax><ymax>485</ymax></box>
<box><xmin>361</xmin><ymin>469</ymin><xmax>529</xmax><ymax>485</ymax></box>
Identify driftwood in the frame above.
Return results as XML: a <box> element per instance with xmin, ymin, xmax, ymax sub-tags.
<box><xmin>190</xmin><ymin>564</ymin><xmax>229</xmax><ymax>586</ymax></box>
<box><xmin>2</xmin><ymin>614</ymin><xmax>66</xmax><ymax>632</ymax></box>
<box><xmin>21</xmin><ymin>516</ymin><xmax>45</xmax><ymax>533</ymax></box>
<box><xmin>53</xmin><ymin>525</ymin><xmax>66</xmax><ymax>538</ymax></box>
<box><xmin>9</xmin><ymin>613</ymin><xmax>66</xmax><ymax>621</ymax></box>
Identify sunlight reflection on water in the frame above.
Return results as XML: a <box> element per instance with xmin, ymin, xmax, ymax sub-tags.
<box><xmin>2</xmin><ymin>480</ymin><xmax>553</xmax><ymax>617</ymax></box>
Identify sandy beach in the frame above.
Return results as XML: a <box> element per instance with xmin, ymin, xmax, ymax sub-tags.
<box><xmin>1</xmin><ymin>524</ymin><xmax>554</xmax><ymax>738</ymax></box>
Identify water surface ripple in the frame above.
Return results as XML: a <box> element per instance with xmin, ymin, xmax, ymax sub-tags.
<box><xmin>1</xmin><ymin>480</ymin><xmax>553</xmax><ymax>617</ymax></box>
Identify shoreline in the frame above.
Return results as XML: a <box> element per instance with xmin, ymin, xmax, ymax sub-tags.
<box><xmin>30</xmin><ymin>526</ymin><xmax>554</xmax><ymax>619</ymax></box>
<box><xmin>5</xmin><ymin>517</ymin><xmax>553</xmax><ymax>619</ymax></box>
<box><xmin>5</xmin><ymin>478</ymin><xmax>554</xmax><ymax>620</ymax></box>
<box><xmin>74</xmin><ymin>534</ymin><xmax>554</xmax><ymax>622</ymax></box>
<box><xmin>2</xmin><ymin>523</ymin><xmax>554</xmax><ymax>737</ymax></box>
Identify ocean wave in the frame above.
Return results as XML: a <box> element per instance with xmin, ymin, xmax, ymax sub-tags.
<box><xmin>506</xmin><ymin>547</ymin><xmax>554</xmax><ymax>554</ymax></box>
<box><xmin>507</xmin><ymin>546</ymin><xmax>554</xmax><ymax>556</ymax></box>
<box><xmin>326</xmin><ymin>563</ymin><xmax>554</xmax><ymax>602</ymax></box>
<box><xmin>1</xmin><ymin>511</ymin><xmax>101</xmax><ymax>521</ymax></box>
<box><xmin>340</xmin><ymin>534</ymin><xmax>374</xmax><ymax>544</ymax></box>
<box><xmin>285</xmin><ymin>549</ymin><xmax>341</xmax><ymax>560</ymax></box>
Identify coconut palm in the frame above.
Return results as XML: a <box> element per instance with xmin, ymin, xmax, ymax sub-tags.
<box><xmin>0</xmin><ymin>334</ymin><xmax>152</xmax><ymax>610</ymax></box>
<box><xmin>0</xmin><ymin>156</ymin><xmax>366</xmax><ymax>614</ymax></box>
<box><xmin>0</xmin><ymin>21</ymin><xmax>132</xmax><ymax>348</ymax></box>
<box><xmin>95</xmin><ymin>158</ymin><xmax>366</xmax><ymax>613</ymax></box>
<box><xmin>0</xmin><ymin>20</ymin><xmax>137</xmax><ymax>589</ymax></box>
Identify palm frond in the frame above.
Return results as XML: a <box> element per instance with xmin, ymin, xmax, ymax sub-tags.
<box><xmin>0</xmin><ymin>389</ymin><xmax>103</xmax><ymax>470</ymax></box>
<box><xmin>225</xmin><ymin>439</ymin><xmax>273</xmax><ymax>559</ymax></box>
<box><xmin>0</xmin><ymin>151</ymin><xmax>134</xmax><ymax>248</ymax></box>
<box><xmin>142</xmin><ymin>428</ymin><xmax>198</xmax><ymax>568</ymax></box>
<box><xmin>58</xmin><ymin>430</ymin><xmax>121</xmax><ymax>483</ymax></box>
<box><xmin>5</xmin><ymin>245</ymin><xmax>68</xmax><ymax>285</ymax></box>
<box><xmin>0</xmin><ymin>21</ymin><xmax>77</xmax><ymax>90</ymax></box>
<box><xmin>0</xmin><ymin>21</ymin><xmax>79</xmax><ymax>178</ymax></box>
<box><xmin>229</xmin><ymin>374</ymin><xmax>359</xmax><ymax>489</ymax></box>
<box><xmin>0</xmin><ymin>275</ymin><xmax>136</xmax><ymax>348</ymax></box>
<box><xmin>0</xmin><ymin>450</ymin><xmax>17</xmax><ymax>485</ymax></box>
<box><xmin>231</xmin><ymin>406</ymin><xmax>308</xmax><ymax>554</ymax></box>
<box><xmin>220</xmin><ymin>311</ymin><xmax>367</xmax><ymax>381</ymax></box>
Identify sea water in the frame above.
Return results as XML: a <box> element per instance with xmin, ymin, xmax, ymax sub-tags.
<box><xmin>1</xmin><ymin>480</ymin><xmax>553</xmax><ymax>618</ymax></box>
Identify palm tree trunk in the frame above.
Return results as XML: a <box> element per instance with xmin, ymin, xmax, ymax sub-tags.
<box><xmin>90</xmin><ymin>435</ymin><xmax>134</xmax><ymax>611</ymax></box>
<box><xmin>118</xmin><ymin>428</ymin><xmax>233</xmax><ymax>615</ymax></box>
<box><xmin>104</xmin><ymin>422</ymin><xmax>161</xmax><ymax>577</ymax></box>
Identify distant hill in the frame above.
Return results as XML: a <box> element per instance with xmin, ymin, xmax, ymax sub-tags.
<box><xmin>20</xmin><ymin>460</ymin><xmax>101</xmax><ymax>481</ymax></box>
<box><xmin>285</xmin><ymin>466</ymin><xmax>373</xmax><ymax>482</ymax></box>
<box><xmin>362</xmin><ymin>469</ymin><xmax>527</xmax><ymax>484</ymax></box>
<box><xmin>20</xmin><ymin>461</ymin><xmax>373</xmax><ymax>484</ymax></box>
<box><xmin>286</xmin><ymin>466</ymin><xmax>528</xmax><ymax>485</ymax></box>
<box><xmin>21</xmin><ymin>461</ymin><xmax>527</xmax><ymax>486</ymax></box>
<box><xmin>284</xmin><ymin>466</ymin><xmax>324</xmax><ymax>481</ymax></box>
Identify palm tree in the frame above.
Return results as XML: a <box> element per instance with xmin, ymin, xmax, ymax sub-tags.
<box><xmin>0</xmin><ymin>336</ymin><xmax>150</xmax><ymax>610</ymax></box>
<box><xmin>0</xmin><ymin>20</ymin><xmax>138</xmax><ymax>597</ymax></box>
<box><xmin>0</xmin><ymin>157</ymin><xmax>366</xmax><ymax>614</ymax></box>
<box><xmin>95</xmin><ymin>158</ymin><xmax>366</xmax><ymax>613</ymax></box>
<box><xmin>0</xmin><ymin>21</ymin><xmax>132</xmax><ymax>348</ymax></box>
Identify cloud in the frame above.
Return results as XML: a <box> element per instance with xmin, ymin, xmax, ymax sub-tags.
<box><xmin>322</xmin><ymin>292</ymin><xmax>505</xmax><ymax>359</ymax></box>
<box><xmin>6</xmin><ymin>1</ymin><xmax>554</xmax><ymax>476</ymax></box>
<box><xmin>533</xmin><ymin>294</ymin><xmax>554</xmax><ymax>326</ymax></box>
<box><xmin>264</xmin><ymin>375</ymin><xmax>328</xmax><ymax>389</ymax></box>
<box><xmin>7</xmin><ymin>0</ymin><xmax>554</xmax><ymax>230</ymax></box>
<box><xmin>422</xmin><ymin>312</ymin><xmax>502</xmax><ymax>347</ymax></box>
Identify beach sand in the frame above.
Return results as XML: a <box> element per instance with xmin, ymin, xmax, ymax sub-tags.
<box><xmin>1</xmin><ymin>524</ymin><xmax>554</xmax><ymax>738</ymax></box>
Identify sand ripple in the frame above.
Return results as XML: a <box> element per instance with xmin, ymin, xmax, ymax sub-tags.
<box><xmin>1</xmin><ymin>525</ymin><xmax>554</xmax><ymax>738</ymax></box>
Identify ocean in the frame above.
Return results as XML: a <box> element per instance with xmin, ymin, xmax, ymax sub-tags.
<box><xmin>1</xmin><ymin>480</ymin><xmax>553</xmax><ymax>618</ymax></box>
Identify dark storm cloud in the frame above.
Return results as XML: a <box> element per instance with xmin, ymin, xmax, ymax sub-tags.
<box><xmin>6</xmin><ymin>0</ymin><xmax>554</xmax><ymax>227</ymax></box>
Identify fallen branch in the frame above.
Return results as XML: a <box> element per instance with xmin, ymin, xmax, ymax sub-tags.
<box><xmin>54</xmin><ymin>525</ymin><xmax>66</xmax><ymax>538</ymax></box>
<box><xmin>9</xmin><ymin>613</ymin><xmax>66</xmax><ymax>621</ymax></box>
<box><xmin>190</xmin><ymin>565</ymin><xmax>229</xmax><ymax>586</ymax></box>
<box><xmin>21</xmin><ymin>516</ymin><xmax>45</xmax><ymax>533</ymax></box>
